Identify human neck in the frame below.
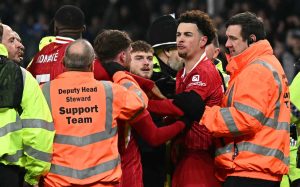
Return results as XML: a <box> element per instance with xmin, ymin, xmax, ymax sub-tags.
<box><xmin>58</xmin><ymin>32</ymin><xmax>81</xmax><ymax>40</ymax></box>
<box><xmin>184</xmin><ymin>50</ymin><xmax>205</xmax><ymax>73</ymax></box>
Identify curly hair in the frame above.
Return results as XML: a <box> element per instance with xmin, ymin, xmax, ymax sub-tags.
<box><xmin>178</xmin><ymin>10</ymin><xmax>216</xmax><ymax>45</ymax></box>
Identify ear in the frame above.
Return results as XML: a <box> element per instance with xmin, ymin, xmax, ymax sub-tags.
<box><xmin>89</xmin><ymin>61</ymin><xmax>94</xmax><ymax>72</ymax></box>
<box><xmin>248</xmin><ymin>34</ymin><xmax>257</xmax><ymax>45</ymax></box>
<box><xmin>117</xmin><ymin>51</ymin><xmax>126</xmax><ymax>66</ymax></box>
<box><xmin>163</xmin><ymin>48</ymin><xmax>171</xmax><ymax>58</ymax></box>
<box><xmin>213</xmin><ymin>47</ymin><xmax>220</xmax><ymax>59</ymax></box>
<box><xmin>82</xmin><ymin>25</ymin><xmax>86</xmax><ymax>32</ymax></box>
<box><xmin>200</xmin><ymin>36</ymin><xmax>208</xmax><ymax>48</ymax></box>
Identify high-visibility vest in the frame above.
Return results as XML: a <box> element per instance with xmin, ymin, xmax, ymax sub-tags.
<box><xmin>290</xmin><ymin>72</ymin><xmax>300</xmax><ymax>123</ymax></box>
<box><xmin>202</xmin><ymin>40</ymin><xmax>290</xmax><ymax>182</ymax></box>
<box><xmin>281</xmin><ymin>72</ymin><xmax>300</xmax><ymax>187</ymax></box>
<box><xmin>42</xmin><ymin>71</ymin><xmax>145</xmax><ymax>187</ymax></box>
<box><xmin>0</xmin><ymin>44</ymin><xmax>54</xmax><ymax>185</ymax></box>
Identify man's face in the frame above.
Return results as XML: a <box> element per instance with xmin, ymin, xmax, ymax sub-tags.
<box><xmin>176</xmin><ymin>23</ymin><xmax>203</xmax><ymax>60</ymax></box>
<box><xmin>167</xmin><ymin>48</ymin><xmax>184</xmax><ymax>71</ymax></box>
<box><xmin>130</xmin><ymin>51</ymin><xmax>153</xmax><ymax>79</ymax></box>
<box><xmin>13</xmin><ymin>32</ymin><xmax>25</xmax><ymax>63</ymax></box>
<box><xmin>225</xmin><ymin>25</ymin><xmax>248</xmax><ymax>57</ymax></box>
<box><xmin>2</xmin><ymin>25</ymin><xmax>24</xmax><ymax>63</ymax></box>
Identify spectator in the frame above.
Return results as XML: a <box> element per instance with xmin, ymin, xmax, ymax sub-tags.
<box><xmin>27</xmin><ymin>5</ymin><xmax>85</xmax><ymax>84</ymax></box>
<box><xmin>200</xmin><ymin>11</ymin><xmax>290</xmax><ymax>187</ymax></box>
<box><xmin>0</xmin><ymin>22</ymin><xmax>54</xmax><ymax>187</ymax></box>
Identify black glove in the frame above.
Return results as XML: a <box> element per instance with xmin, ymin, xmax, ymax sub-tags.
<box><xmin>101</xmin><ymin>61</ymin><xmax>126</xmax><ymax>78</ymax></box>
<box><xmin>173</xmin><ymin>90</ymin><xmax>205</xmax><ymax>122</ymax></box>
<box><xmin>178</xmin><ymin>116</ymin><xmax>193</xmax><ymax>132</ymax></box>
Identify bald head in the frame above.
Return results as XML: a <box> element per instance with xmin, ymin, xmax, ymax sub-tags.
<box><xmin>63</xmin><ymin>39</ymin><xmax>95</xmax><ymax>71</ymax></box>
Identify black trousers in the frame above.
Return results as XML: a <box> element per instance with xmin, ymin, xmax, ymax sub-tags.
<box><xmin>223</xmin><ymin>176</ymin><xmax>280</xmax><ymax>187</ymax></box>
<box><xmin>0</xmin><ymin>163</ymin><xmax>25</xmax><ymax>187</ymax></box>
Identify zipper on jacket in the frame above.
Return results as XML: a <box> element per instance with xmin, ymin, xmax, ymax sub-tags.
<box><xmin>232</xmin><ymin>142</ymin><xmax>239</xmax><ymax>160</ymax></box>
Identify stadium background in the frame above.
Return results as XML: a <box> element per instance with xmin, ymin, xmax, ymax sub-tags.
<box><xmin>0</xmin><ymin>0</ymin><xmax>299</xmax><ymax>71</ymax></box>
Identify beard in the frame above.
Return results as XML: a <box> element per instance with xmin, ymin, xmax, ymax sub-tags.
<box><xmin>178</xmin><ymin>51</ymin><xmax>187</xmax><ymax>59</ymax></box>
<box><xmin>167</xmin><ymin>58</ymin><xmax>184</xmax><ymax>71</ymax></box>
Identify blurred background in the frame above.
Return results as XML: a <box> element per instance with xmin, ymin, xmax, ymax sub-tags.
<box><xmin>1</xmin><ymin>0</ymin><xmax>299</xmax><ymax>81</ymax></box>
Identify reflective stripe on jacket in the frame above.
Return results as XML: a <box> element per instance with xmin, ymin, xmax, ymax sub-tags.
<box><xmin>42</xmin><ymin>71</ymin><xmax>145</xmax><ymax>186</ymax></box>
<box><xmin>202</xmin><ymin>40</ymin><xmax>290</xmax><ymax>181</ymax></box>
<box><xmin>0</xmin><ymin>57</ymin><xmax>54</xmax><ymax>185</ymax></box>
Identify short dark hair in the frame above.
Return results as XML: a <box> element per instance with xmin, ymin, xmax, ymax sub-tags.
<box><xmin>94</xmin><ymin>30</ymin><xmax>132</xmax><ymax>62</ymax></box>
<box><xmin>131</xmin><ymin>40</ymin><xmax>154</xmax><ymax>54</ymax></box>
<box><xmin>225</xmin><ymin>11</ymin><xmax>266</xmax><ymax>41</ymax></box>
<box><xmin>64</xmin><ymin>39</ymin><xmax>94</xmax><ymax>69</ymax></box>
<box><xmin>178</xmin><ymin>10</ymin><xmax>216</xmax><ymax>45</ymax></box>
<box><xmin>54</xmin><ymin>5</ymin><xmax>85</xmax><ymax>29</ymax></box>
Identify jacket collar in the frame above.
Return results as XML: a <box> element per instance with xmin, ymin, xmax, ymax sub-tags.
<box><xmin>0</xmin><ymin>44</ymin><xmax>8</xmax><ymax>57</ymax></box>
<box><xmin>226</xmin><ymin>40</ymin><xmax>273</xmax><ymax>77</ymax></box>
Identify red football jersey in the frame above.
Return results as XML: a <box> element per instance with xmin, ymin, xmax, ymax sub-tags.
<box><xmin>27</xmin><ymin>36</ymin><xmax>74</xmax><ymax>84</ymax></box>
<box><xmin>176</xmin><ymin>53</ymin><xmax>223</xmax><ymax>150</ymax></box>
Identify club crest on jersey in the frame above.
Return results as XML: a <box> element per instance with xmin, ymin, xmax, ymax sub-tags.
<box><xmin>192</xmin><ymin>75</ymin><xmax>200</xmax><ymax>82</ymax></box>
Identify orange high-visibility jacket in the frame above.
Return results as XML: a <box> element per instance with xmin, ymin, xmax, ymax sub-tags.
<box><xmin>41</xmin><ymin>71</ymin><xmax>146</xmax><ymax>187</ymax></box>
<box><xmin>201</xmin><ymin>40</ymin><xmax>290</xmax><ymax>182</ymax></box>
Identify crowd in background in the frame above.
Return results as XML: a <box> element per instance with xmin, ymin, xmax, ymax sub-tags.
<box><xmin>0</xmin><ymin>0</ymin><xmax>299</xmax><ymax>81</ymax></box>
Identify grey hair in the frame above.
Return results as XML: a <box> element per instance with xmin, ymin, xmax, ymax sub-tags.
<box><xmin>64</xmin><ymin>39</ymin><xmax>95</xmax><ymax>69</ymax></box>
